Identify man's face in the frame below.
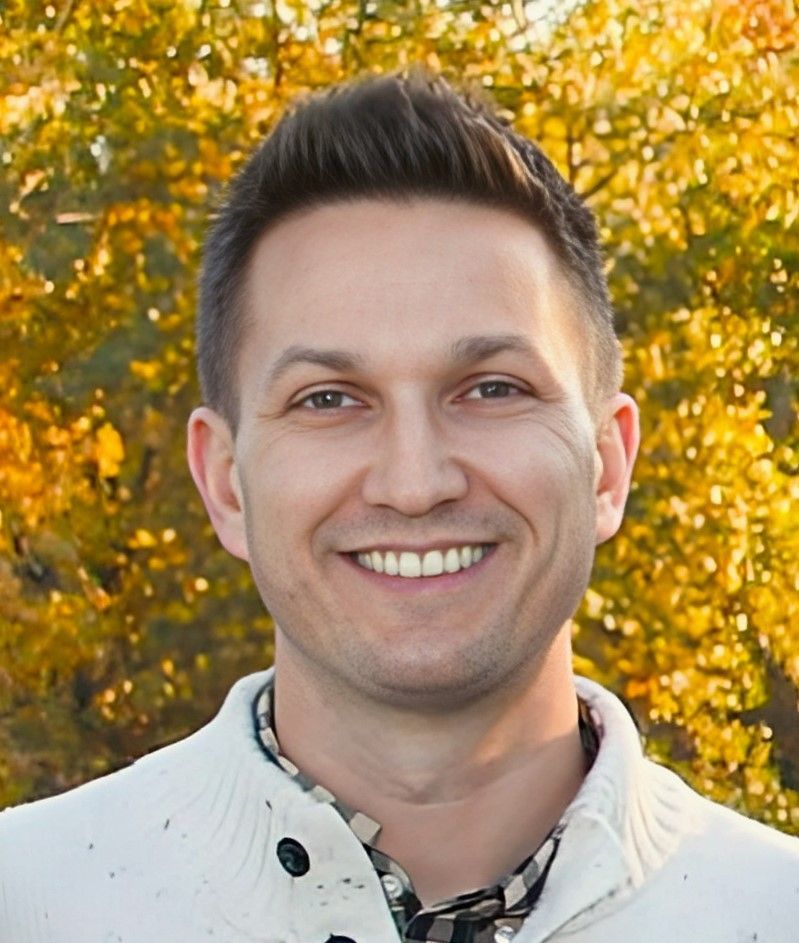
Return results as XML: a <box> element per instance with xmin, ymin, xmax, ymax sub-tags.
<box><xmin>192</xmin><ymin>199</ymin><xmax>636</xmax><ymax>709</ymax></box>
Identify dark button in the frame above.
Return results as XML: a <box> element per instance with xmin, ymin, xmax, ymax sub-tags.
<box><xmin>326</xmin><ymin>937</ymin><xmax>356</xmax><ymax>943</ymax></box>
<box><xmin>276</xmin><ymin>837</ymin><xmax>310</xmax><ymax>876</ymax></box>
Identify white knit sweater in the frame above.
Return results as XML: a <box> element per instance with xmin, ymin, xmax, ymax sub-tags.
<box><xmin>1</xmin><ymin>671</ymin><xmax>798</xmax><ymax>942</ymax></box>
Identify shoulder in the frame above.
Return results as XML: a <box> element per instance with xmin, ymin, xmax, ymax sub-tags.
<box><xmin>565</xmin><ymin>676</ymin><xmax>799</xmax><ymax>937</ymax></box>
<box><xmin>0</xmin><ymin>670</ymin><xmax>271</xmax><ymax>834</ymax></box>
<box><xmin>613</xmin><ymin>761</ymin><xmax>799</xmax><ymax>938</ymax></box>
<box><xmin>0</xmin><ymin>671</ymin><xmax>281</xmax><ymax>939</ymax></box>
<box><xmin>574</xmin><ymin>675</ymin><xmax>799</xmax><ymax>868</ymax></box>
<box><xmin>645</xmin><ymin>756</ymin><xmax>799</xmax><ymax>869</ymax></box>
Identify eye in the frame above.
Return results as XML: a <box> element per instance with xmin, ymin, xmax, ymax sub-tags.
<box><xmin>462</xmin><ymin>379</ymin><xmax>526</xmax><ymax>400</ymax></box>
<box><xmin>296</xmin><ymin>389</ymin><xmax>361</xmax><ymax>410</ymax></box>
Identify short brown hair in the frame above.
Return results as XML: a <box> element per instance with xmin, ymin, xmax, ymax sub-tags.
<box><xmin>198</xmin><ymin>70</ymin><xmax>621</xmax><ymax>429</ymax></box>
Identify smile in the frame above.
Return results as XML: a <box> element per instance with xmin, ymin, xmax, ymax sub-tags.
<box><xmin>351</xmin><ymin>544</ymin><xmax>494</xmax><ymax>578</ymax></box>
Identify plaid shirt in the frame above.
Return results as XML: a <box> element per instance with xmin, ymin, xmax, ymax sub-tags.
<box><xmin>254</xmin><ymin>680</ymin><xmax>599</xmax><ymax>943</ymax></box>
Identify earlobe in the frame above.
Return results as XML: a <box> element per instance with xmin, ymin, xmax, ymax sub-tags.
<box><xmin>186</xmin><ymin>407</ymin><xmax>250</xmax><ymax>561</ymax></box>
<box><xmin>594</xmin><ymin>393</ymin><xmax>640</xmax><ymax>545</ymax></box>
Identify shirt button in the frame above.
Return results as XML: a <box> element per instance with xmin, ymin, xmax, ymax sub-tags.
<box><xmin>380</xmin><ymin>873</ymin><xmax>405</xmax><ymax>901</ymax></box>
<box><xmin>326</xmin><ymin>937</ymin><xmax>356</xmax><ymax>942</ymax></box>
<box><xmin>276</xmin><ymin>837</ymin><xmax>310</xmax><ymax>876</ymax></box>
<box><xmin>494</xmin><ymin>925</ymin><xmax>517</xmax><ymax>943</ymax></box>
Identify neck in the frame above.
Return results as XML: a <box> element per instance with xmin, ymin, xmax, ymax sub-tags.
<box><xmin>273</xmin><ymin>629</ymin><xmax>588</xmax><ymax>904</ymax></box>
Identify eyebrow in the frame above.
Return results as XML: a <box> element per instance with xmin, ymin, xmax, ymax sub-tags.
<box><xmin>448</xmin><ymin>333</ymin><xmax>542</xmax><ymax>368</ymax></box>
<box><xmin>263</xmin><ymin>346</ymin><xmax>367</xmax><ymax>391</ymax></box>
<box><xmin>263</xmin><ymin>332</ymin><xmax>543</xmax><ymax>393</ymax></box>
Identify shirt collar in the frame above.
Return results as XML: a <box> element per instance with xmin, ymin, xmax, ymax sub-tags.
<box><xmin>254</xmin><ymin>681</ymin><xmax>383</xmax><ymax>845</ymax></box>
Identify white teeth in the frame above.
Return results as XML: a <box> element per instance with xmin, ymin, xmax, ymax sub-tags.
<box><xmin>444</xmin><ymin>548</ymin><xmax>460</xmax><ymax>573</ymax></box>
<box><xmin>384</xmin><ymin>551</ymin><xmax>399</xmax><ymax>576</ymax></box>
<box><xmin>422</xmin><ymin>550</ymin><xmax>444</xmax><ymax>577</ymax></box>
<box><xmin>355</xmin><ymin>545</ymin><xmax>490</xmax><ymax>578</ymax></box>
<box><xmin>399</xmin><ymin>552</ymin><xmax>422</xmax><ymax>578</ymax></box>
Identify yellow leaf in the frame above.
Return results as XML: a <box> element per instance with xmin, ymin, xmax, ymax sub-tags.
<box><xmin>129</xmin><ymin>528</ymin><xmax>158</xmax><ymax>549</ymax></box>
<box><xmin>95</xmin><ymin>422</ymin><xmax>125</xmax><ymax>478</ymax></box>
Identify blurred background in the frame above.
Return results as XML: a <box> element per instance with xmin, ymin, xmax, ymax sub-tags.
<box><xmin>0</xmin><ymin>0</ymin><xmax>797</xmax><ymax>831</ymax></box>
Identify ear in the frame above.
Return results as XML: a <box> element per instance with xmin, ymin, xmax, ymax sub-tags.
<box><xmin>593</xmin><ymin>392</ymin><xmax>640</xmax><ymax>545</ymax></box>
<box><xmin>186</xmin><ymin>406</ymin><xmax>249</xmax><ymax>561</ymax></box>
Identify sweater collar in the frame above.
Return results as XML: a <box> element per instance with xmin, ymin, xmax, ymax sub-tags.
<box><xmin>225</xmin><ymin>668</ymin><xmax>683</xmax><ymax>886</ymax></box>
<box><xmin>570</xmin><ymin>676</ymin><xmax>687</xmax><ymax>885</ymax></box>
<box><xmin>513</xmin><ymin>676</ymin><xmax>690</xmax><ymax>941</ymax></box>
<box><xmin>214</xmin><ymin>670</ymin><xmax>686</xmax><ymax>938</ymax></box>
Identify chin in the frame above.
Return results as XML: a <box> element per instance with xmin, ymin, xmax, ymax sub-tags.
<box><xmin>349</xmin><ymin>649</ymin><xmax>521</xmax><ymax>711</ymax></box>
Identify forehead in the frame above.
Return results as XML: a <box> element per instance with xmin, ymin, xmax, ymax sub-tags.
<box><xmin>240</xmin><ymin>198</ymin><xmax>586</xmax><ymax>386</ymax></box>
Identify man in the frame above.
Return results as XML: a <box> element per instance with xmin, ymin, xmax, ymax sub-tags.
<box><xmin>1</xmin><ymin>71</ymin><xmax>797</xmax><ymax>943</ymax></box>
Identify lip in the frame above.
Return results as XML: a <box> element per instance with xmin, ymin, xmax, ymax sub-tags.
<box><xmin>340</xmin><ymin>544</ymin><xmax>498</xmax><ymax>593</ymax></box>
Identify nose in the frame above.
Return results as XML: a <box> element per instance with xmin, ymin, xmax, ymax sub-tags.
<box><xmin>361</xmin><ymin>401</ymin><xmax>469</xmax><ymax>516</ymax></box>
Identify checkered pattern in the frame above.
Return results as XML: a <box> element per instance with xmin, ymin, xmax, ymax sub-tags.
<box><xmin>254</xmin><ymin>681</ymin><xmax>599</xmax><ymax>943</ymax></box>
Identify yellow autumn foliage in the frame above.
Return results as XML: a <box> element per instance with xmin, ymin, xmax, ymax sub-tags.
<box><xmin>0</xmin><ymin>0</ymin><xmax>797</xmax><ymax>830</ymax></box>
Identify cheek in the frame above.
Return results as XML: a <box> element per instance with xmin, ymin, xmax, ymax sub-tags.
<box><xmin>239</xmin><ymin>435</ymin><xmax>359</xmax><ymax>554</ymax></box>
<box><xmin>540</xmin><ymin>410</ymin><xmax>597</xmax><ymax>483</ymax></box>
<box><xmin>476</xmin><ymin>420</ymin><xmax>590</xmax><ymax>498</ymax></box>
